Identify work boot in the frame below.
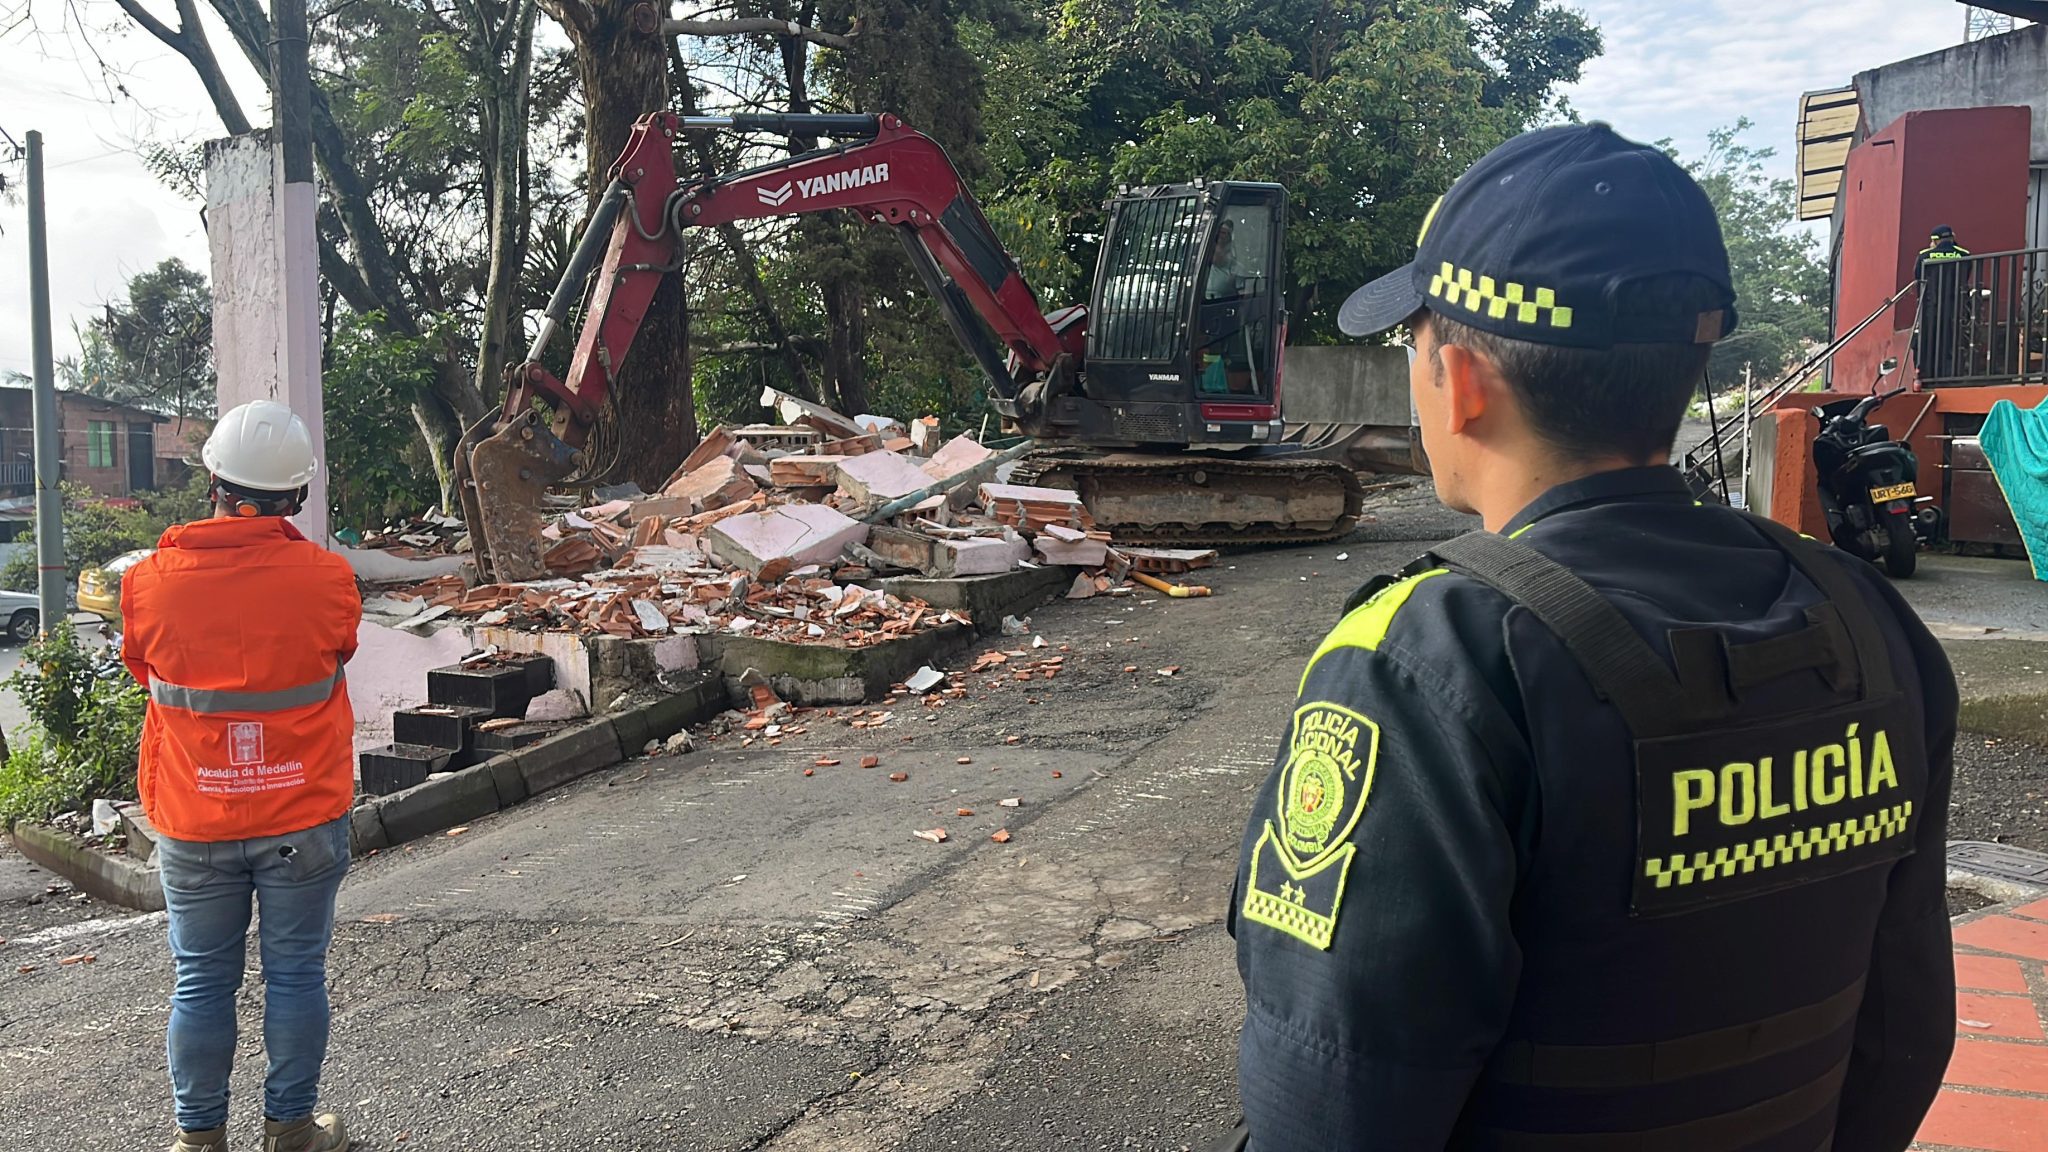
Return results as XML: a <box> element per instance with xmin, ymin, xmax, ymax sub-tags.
<box><xmin>261</xmin><ymin>1113</ymin><xmax>347</xmax><ymax>1152</ymax></box>
<box><xmin>168</xmin><ymin>1127</ymin><xmax>228</xmax><ymax>1152</ymax></box>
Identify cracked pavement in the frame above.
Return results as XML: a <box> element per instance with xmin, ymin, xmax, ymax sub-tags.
<box><xmin>0</xmin><ymin>499</ymin><xmax>1469</xmax><ymax>1149</ymax></box>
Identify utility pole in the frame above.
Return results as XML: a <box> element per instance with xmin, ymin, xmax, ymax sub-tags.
<box><xmin>268</xmin><ymin>0</ymin><xmax>329</xmax><ymax>542</ymax></box>
<box><xmin>25</xmin><ymin>131</ymin><xmax>65</xmax><ymax>636</ymax></box>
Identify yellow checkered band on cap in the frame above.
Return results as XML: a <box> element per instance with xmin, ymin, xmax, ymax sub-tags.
<box><xmin>1429</xmin><ymin>261</ymin><xmax>1574</xmax><ymax>330</ymax></box>
<box><xmin>1643</xmin><ymin>802</ymin><xmax>1913</xmax><ymax>889</ymax></box>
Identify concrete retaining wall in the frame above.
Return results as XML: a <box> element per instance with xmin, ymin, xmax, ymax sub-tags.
<box><xmin>1281</xmin><ymin>346</ymin><xmax>1414</xmax><ymax>427</ymax></box>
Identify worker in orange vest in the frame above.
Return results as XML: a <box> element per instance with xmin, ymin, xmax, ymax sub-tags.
<box><xmin>122</xmin><ymin>399</ymin><xmax>362</xmax><ymax>1152</ymax></box>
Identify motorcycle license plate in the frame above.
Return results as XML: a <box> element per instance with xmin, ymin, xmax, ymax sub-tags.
<box><xmin>1870</xmin><ymin>482</ymin><xmax>1916</xmax><ymax>502</ymax></box>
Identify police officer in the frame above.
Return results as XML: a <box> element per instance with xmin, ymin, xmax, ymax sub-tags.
<box><xmin>1915</xmin><ymin>224</ymin><xmax>1970</xmax><ymax>282</ymax></box>
<box><xmin>1914</xmin><ymin>225</ymin><xmax>1971</xmax><ymax>378</ymax></box>
<box><xmin>1228</xmin><ymin>124</ymin><xmax>1958</xmax><ymax>1151</ymax></box>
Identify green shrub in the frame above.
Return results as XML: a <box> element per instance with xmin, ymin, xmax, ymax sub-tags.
<box><xmin>0</xmin><ymin>482</ymin><xmax>168</xmax><ymax>592</ymax></box>
<box><xmin>0</xmin><ymin>622</ymin><xmax>146</xmax><ymax>827</ymax></box>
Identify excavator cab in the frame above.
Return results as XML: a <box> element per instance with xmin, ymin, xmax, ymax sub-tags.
<box><xmin>1082</xmin><ymin>182</ymin><xmax>1287</xmax><ymax>448</ymax></box>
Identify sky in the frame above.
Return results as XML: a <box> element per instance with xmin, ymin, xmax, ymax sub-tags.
<box><xmin>0</xmin><ymin>0</ymin><xmax>1999</xmax><ymax>377</ymax></box>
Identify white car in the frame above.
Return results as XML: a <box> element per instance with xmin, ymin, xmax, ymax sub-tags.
<box><xmin>0</xmin><ymin>587</ymin><xmax>39</xmax><ymax>643</ymax></box>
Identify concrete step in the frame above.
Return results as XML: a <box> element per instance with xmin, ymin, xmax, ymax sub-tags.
<box><xmin>472</xmin><ymin>720</ymin><xmax>570</xmax><ymax>755</ymax></box>
<box><xmin>392</xmin><ymin>704</ymin><xmax>493</xmax><ymax>753</ymax></box>
<box><xmin>359</xmin><ymin>743</ymin><xmax>454</xmax><ymax>797</ymax></box>
<box><xmin>426</xmin><ymin>655</ymin><xmax>554</xmax><ymax>718</ymax></box>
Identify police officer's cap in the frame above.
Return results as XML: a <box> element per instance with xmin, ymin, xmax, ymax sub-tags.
<box><xmin>1932</xmin><ymin>224</ymin><xmax>1956</xmax><ymax>238</ymax></box>
<box><xmin>1339</xmin><ymin>123</ymin><xmax>1739</xmax><ymax>350</ymax></box>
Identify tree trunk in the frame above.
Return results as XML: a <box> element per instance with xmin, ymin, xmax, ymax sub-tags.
<box><xmin>473</xmin><ymin>0</ymin><xmax>539</xmax><ymax>409</ymax></box>
<box><xmin>823</xmin><ymin>278</ymin><xmax>870</xmax><ymax>416</ymax></box>
<box><xmin>551</xmin><ymin>0</ymin><xmax>696</xmax><ymax>490</ymax></box>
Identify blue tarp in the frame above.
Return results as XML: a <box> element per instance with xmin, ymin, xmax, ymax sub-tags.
<box><xmin>1979</xmin><ymin>398</ymin><xmax>2048</xmax><ymax>581</ymax></box>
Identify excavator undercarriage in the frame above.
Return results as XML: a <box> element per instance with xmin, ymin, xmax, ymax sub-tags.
<box><xmin>1010</xmin><ymin>450</ymin><xmax>1366</xmax><ymax>546</ymax></box>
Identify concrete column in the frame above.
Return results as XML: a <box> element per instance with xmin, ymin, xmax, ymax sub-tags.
<box><xmin>202</xmin><ymin>131</ymin><xmax>330</xmax><ymax>543</ymax></box>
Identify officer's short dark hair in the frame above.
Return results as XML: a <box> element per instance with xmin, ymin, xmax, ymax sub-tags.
<box><xmin>1422</xmin><ymin>276</ymin><xmax>1716</xmax><ymax>463</ymax></box>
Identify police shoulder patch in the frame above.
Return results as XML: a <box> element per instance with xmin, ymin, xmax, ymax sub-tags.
<box><xmin>1242</xmin><ymin>701</ymin><xmax>1380</xmax><ymax>950</ymax></box>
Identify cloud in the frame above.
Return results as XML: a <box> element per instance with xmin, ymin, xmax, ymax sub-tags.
<box><xmin>0</xmin><ymin>0</ymin><xmax>262</xmax><ymax>375</ymax></box>
<box><xmin>1562</xmin><ymin>0</ymin><xmax>1969</xmax><ymax>169</ymax></box>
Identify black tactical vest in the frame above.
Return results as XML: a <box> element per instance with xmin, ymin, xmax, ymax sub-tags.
<box><xmin>1421</xmin><ymin>516</ymin><xmax>1929</xmax><ymax>1151</ymax></box>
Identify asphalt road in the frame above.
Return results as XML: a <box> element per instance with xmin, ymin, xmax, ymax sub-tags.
<box><xmin>1</xmin><ymin>488</ymin><xmax>2040</xmax><ymax>1151</ymax></box>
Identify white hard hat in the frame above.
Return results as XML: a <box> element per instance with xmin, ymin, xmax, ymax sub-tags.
<box><xmin>202</xmin><ymin>400</ymin><xmax>317</xmax><ymax>491</ymax></box>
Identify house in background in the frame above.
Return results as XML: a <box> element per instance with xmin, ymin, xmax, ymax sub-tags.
<box><xmin>0</xmin><ymin>388</ymin><xmax>203</xmax><ymax>503</ymax></box>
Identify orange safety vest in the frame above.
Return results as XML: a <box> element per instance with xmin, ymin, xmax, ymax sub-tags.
<box><xmin>122</xmin><ymin>516</ymin><xmax>362</xmax><ymax>842</ymax></box>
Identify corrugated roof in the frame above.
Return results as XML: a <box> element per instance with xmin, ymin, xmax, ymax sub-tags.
<box><xmin>1797</xmin><ymin>86</ymin><xmax>1861</xmax><ymax>222</ymax></box>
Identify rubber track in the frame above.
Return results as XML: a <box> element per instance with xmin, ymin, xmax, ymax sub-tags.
<box><xmin>1010</xmin><ymin>450</ymin><xmax>1366</xmax><ymax>546</ymax></box>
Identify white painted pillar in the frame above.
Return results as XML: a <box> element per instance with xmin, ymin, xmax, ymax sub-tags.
<box><xmin>203</xmin><ymin>130</ymin><xmax>330</xmax><ymax>543</ymax></box>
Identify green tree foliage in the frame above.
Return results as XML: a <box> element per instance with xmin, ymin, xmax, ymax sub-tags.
<box><xmin>1678</xmin><ymin>121</ymin><xmax>1831</xmax><ymax>383</ymax></box>
<box><xmin>967</xmin><ymin>0</ymin><xmax>1599</xmax><ymax>343</ymax></box>
<box><xmin>324</xmin><ymin>312</ymin><xmax>443</xmax><ymax>531</ymax></box>
<box><xmin>0</xmin><ymin>483</ymin><xmax>168</xmax><ymax>593</ymax></box>
<box><xmin>79</xmin><ymin>258</ymin><xmax>217</xmax><ymax>418</ymax></box>
<box><xmin>0</xmin><ymin>622</ymin><xmax>148</xmax><ymax>826</ymax></box>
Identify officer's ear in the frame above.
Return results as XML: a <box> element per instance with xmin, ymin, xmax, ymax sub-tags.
<box><xmin>1433</xmin><ymin>340</ymin><xmax>1495</xmax><ymax>436</ymax></box>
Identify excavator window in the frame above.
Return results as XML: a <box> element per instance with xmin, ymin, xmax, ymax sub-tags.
<box><xmin>1196</xmin><ymin>202</ymin><xmax>1278</xmax><ymax>398</ymax></box>
<box><xmin>1092</xmin><ymin>194</ymin><xmax>1205</xmax><ymax>363</ymax></box>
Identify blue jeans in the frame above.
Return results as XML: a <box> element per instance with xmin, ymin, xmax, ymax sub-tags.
<box><xmin>157</xmin><ymin>815</ymin><xmax>350</xmax><ymax>1131</ymax></box>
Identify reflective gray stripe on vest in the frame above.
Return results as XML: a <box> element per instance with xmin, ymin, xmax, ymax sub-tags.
<box><xmin>148</xmin><ymin>666</ymin><xmax>346</xmax><ymax>714</ymax></box>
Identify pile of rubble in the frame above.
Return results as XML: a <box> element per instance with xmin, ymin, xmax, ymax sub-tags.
<box><xmin>376</xmin><ymin>388</ymin><xmax>1215</xmax><ymax>646</ymax></box>
<box><xmin>344</xmin><ymin>510</ymin><xmax>468</xmax><ymax>557</ymax></box>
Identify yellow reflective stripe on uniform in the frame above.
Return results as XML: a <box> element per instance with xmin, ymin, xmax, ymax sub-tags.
<box><xmin>1300</xmin><ymin>569</ymin><xmax>1448</xmax><ymax>694</ymax></box>
<box><xmin>1416</xmin><ymin>195</ymin><xmax>1444</xmax><ymax>245</ymax></box>
<box><xmin>1644</xmin><ymin>802</ymin><xmax>1914</xmax><ymax>888</ymax></box>
<box><xmin>148</xmin><ymin>665</ymin><xmax>346</xmax><ymax>715</ymax></box>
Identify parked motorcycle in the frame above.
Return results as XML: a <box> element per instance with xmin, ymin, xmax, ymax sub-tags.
<box><xmin>1811</xmin><ymin>357</ymin><xmax>1942</xmax><ymax>578</ymax></box>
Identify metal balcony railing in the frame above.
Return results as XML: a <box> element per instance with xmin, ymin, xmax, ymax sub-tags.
<box><xmin>0</xmin><ymin>461</ymin><xmax>35</xmax><ymax>488</ymax></box>
<box><xmin>1916</xmin><ymin>246</ymin><xmax>2048</xmax><ymax>386</ymax></box>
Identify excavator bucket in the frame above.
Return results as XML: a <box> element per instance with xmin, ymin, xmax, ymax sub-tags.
<box><xmin>456</xmin><ymin>407</ymin><xmax>583</xmax><ymax>584</ymax></box>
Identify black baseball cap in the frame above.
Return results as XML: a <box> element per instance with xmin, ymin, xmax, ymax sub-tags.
<box><xmin>1931</xmin><ymin>224</ymin><xmax>1955</xmax><ymax>238</ymax></box>
<box><xmin>1339</xmin><ymin>123</ymin><xmax>1738</xmax><ymax>349</ymax></box>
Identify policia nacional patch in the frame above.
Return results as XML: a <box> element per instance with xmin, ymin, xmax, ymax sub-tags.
<box><xmin>1242</xmin><ymin>701</ymin><xmax>1380</xmax><ymax>949</ymax></box>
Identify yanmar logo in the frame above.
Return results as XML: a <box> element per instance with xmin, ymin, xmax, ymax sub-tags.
<box><xmin>755</xmin><ymin>162</ymin><xmax>890</xmax><ymax>207</ymax></box>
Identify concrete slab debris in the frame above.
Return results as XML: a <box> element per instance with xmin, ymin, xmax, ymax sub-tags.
<box><xmin>921</xmin><ymin>435</ymin><xmax>994</xmax><ymax>481</ymax></box>
<box><xmin>707</xmin><ymin>504</ymin><xmax>871</xmax><ymax>577</ymax></box>
<box><xmin>668</xmin><ymin>454</ymin><xmax>758</xmax><ymax>510</ymax></box>
<box><xmin>835</xmin><ymin>451</ymin><xmax>939</xmax><ymax>503</ymax></box>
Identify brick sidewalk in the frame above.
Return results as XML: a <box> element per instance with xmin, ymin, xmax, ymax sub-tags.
<box><xmin>1916</xmin><ymin>898</ymin><xmax>2048</xmax><ymax>1152</ymax></box>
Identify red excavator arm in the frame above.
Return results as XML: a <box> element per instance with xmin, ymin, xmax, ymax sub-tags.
<box><xmin>458</xmin><ymin>111</ymin><xmax>1081</xmax><ymax>581</ymax></box>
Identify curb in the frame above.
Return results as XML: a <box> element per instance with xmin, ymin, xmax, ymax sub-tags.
<box><xmin>1957</xmin><ymin>692</ymin><xmax>2048</xmax><ymax>746</ymax></box>
<box><xmin>346</xmin><ymin>676</ymin><xmax>726</xmax><ymax>857</ymax></box>
<box><xmin>9</xmin><ymin>822</ymin><xmax>166</xmax><ymax>913</ymax></box>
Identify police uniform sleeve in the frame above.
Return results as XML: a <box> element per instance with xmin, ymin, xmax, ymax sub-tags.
<box><xmin>1835</xmin><ymin>570</ymin><xmax>1959</xmax><ymax>1149</ymax></box>
<box><xmin>1234</xmin><ymin>577</ymin><xmax>1525</xmax><ymax>1150</ymax></box>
